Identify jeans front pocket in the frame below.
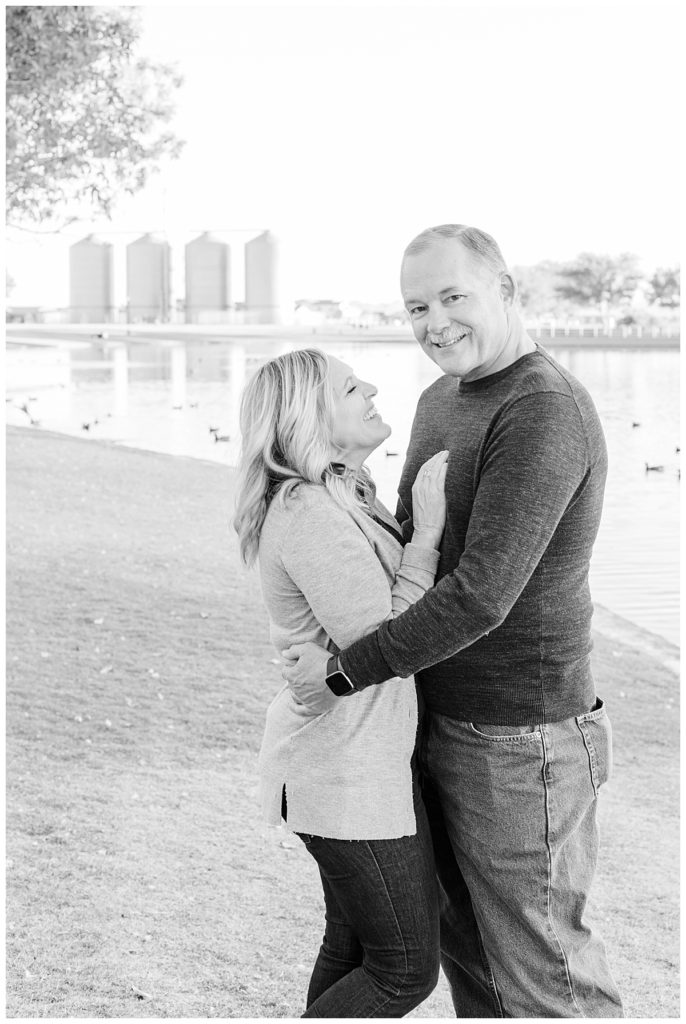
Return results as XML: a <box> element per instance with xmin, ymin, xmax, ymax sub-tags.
<box><xmin>468</xmin><ymin>722</ymin><xmax>541</xmax><ymax>742</ymax></box>
<box><xmin>577</xmin><ymin>698</ymin><xmax>612</xmax><ymax>795</ymax></box>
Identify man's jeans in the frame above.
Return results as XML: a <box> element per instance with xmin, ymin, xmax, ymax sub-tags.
<box><xmin>295</xmin><ymin>780</ymin><xmax>440</xmax><ymax>1017</ymax></box>
<box><xmin>420</xmin><ymin>698</ymin><xmax>624</xmax><ymax>1018</ymax></box>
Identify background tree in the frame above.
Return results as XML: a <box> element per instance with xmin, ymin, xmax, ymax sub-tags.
<box><xmin>6</xmin><ymin>6</ymin><xmax>184</xmax><ymax>228</ymax></box>
<box><xmin>512</xmin><ymin>260</ymin><xmax>565</xmax><ymax>317</ymax></box>
<box><xmin>648</xmin><ymin>267</ymin><xmax>680</xmax><ymax>308</ymax></box>
<box><xmin>555</xmin><ymin>252</ymin><xmax>642</xmax><ymax>308</ymax></box>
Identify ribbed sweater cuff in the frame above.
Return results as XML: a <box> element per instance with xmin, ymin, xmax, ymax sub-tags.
<box><xmin>401</xmin><ymin>542</ymin><xmax>440</xmax><ymax>573</ymax></box>
<box><xmin>339</xmin><ymin>628</ymin><xmax>395</xmax><ymax>691</ymax></box>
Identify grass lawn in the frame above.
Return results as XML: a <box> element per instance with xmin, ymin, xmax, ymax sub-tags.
<box><xmin>5</xmin><ymin>426</ymin><xmax>680</xmax><ymax>1018</ymax></box>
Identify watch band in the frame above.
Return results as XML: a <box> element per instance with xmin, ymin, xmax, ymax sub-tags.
<box><xmin>326</xmin><ymin>654</ymin><xmax>339</xmax><ymax>676</ymax></box>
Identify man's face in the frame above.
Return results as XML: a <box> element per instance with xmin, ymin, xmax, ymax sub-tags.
<box><xmin>400</xmin><ymin>238</ymin><xmax>514</xmax><ymax>380</ymax></box>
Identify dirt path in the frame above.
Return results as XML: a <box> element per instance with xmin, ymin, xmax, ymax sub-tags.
<box><xmin>5</xmin><ymin>426</ymin><xmax>679</xmax><ymax>1018</ymax></box>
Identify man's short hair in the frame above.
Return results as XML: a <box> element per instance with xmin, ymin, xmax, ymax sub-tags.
<box><xmin>403</xmin><ymin>224</ymin><xmax>508</xmax><ymax>276</ymax></box>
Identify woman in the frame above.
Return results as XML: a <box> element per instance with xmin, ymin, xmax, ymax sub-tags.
<box><xmin>234</xmin><ymin>348</ymin><xmax>448</xmax><ymax>1018</ymax></box>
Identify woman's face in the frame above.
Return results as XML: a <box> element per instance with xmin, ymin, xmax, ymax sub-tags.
<box><xmin>328</xmin><ymin>356</ymin><xmax>391</xmax><ymax>468</ymax></box>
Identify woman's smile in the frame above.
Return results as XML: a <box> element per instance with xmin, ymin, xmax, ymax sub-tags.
<box><xmin>328</xmin><ymin>356</ymin><xmax>391</xmax><ymax>466</ymax></box>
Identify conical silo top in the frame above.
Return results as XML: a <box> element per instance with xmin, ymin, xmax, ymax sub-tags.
<box><xmin>72</xmin><ymin>233</ymin><xmax>111</xmax><ymax>247</ymax></box>
<box><xmin>130</xmin><ymin>232</ymin><xmax>168</xmax><ymax>246</ymax></box>
<box><xmin>187</xmin><ymin>231</ymin><xmax>227</xmax><ymax>247</ymax></box>
<box><xmin>246</xmin><ymin>230</ymin><xmax>279</xmax><ymax>249</ymax></box>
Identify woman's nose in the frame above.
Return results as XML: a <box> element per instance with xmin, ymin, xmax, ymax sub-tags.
<box><xmin>363</xmin><ymin>380</ymin><xmax>377</xmax><ymax>398</ymax></box>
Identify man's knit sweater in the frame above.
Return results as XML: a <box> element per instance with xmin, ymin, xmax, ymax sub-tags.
<box><xmin>339</xmin><ymin>347</ymin><xmax>607</xmax><ymax>724</ymax></box>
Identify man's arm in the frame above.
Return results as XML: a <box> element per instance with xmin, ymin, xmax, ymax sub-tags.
<box><xmin>339</xmin><ymin>392</ymin><xmax>592</xmax><ymax>688</ymax></box>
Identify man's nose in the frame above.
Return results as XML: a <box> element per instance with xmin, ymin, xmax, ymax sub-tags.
<box><xmin>427</xmin><ymin>304</ymin><xmax>450</xmax><ymax>335</ymax></box>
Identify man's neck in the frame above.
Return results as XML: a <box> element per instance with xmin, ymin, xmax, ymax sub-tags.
<box><xmin>504</xmin><ymin>311</ymin><xmax>537</xmax><ymax>365</ymax></box>
<box><xmin>464</xmin><ymin>311</ymin><xmax>536</xmax><ymax>383</ymax></box>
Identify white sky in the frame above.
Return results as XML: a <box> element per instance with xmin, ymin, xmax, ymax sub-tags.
<box><xmin>6</xmin><ymin>0</ymin><xmax>682</xmax><ymax>306</ymax></box>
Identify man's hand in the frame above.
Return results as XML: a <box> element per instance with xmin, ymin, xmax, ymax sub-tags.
<box><xmin>282</xmin><ymin>642</ymin><xmax>339</xmax><ymax>714</ymax></box>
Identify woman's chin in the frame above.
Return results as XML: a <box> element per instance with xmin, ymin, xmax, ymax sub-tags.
<box><xmin>370</xmin><ymin>423</ymin><xmax>392</xmax><ymax>449</ymax></box>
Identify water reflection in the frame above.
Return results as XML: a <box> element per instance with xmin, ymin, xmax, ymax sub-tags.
<box><xmin>112</xmin><ymin>344</ymin><xmax>128</xmax><ymax>416</ymax></box>
<box><xmin>5</xmin><ymin>337</ymin><xmax>680</xmax><ymax>646</ymax></box>
<box><xmin>170</xmin><ymin>345</ymin><xmax>186</xmax><ymax>410</ymax></box>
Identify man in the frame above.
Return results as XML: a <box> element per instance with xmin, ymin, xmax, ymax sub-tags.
<box><xmin>283</xmin><ymin>224</ymin><xmax>624</xmax><ymax>1018</ymax></box>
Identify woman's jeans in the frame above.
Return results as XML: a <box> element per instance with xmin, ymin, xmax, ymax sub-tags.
<box><xmin>295</xmin><ymin>782</ymin><xmax>440</xmax><ymax>1018</ymax></box>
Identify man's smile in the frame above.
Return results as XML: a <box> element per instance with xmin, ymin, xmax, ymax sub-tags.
<box><xmin>428</xmin><ymin>328</ymin><xmax>471</xmax><ymax>349</ymax></box>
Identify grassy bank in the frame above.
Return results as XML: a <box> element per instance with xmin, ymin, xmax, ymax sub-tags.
<box><xmin>5</xmin><ymin>426</ymin><xmax>680</xmax><ymax>1018</ymax></box>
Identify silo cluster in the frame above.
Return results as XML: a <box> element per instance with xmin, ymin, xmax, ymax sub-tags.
<box><xmin>67</xmin><ymin>230</ymin><xmax>282</xmax><ymax>324</ymax></box>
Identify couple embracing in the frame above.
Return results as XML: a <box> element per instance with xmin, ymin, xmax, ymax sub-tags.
<box><xmin>234</xmin><ymin>224</ymin><xmax>624</xmax><ymax>1018</ymax></box>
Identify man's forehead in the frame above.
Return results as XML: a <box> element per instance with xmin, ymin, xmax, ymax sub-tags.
<box><xmin>401</xmin><ymin>239</ymin><xmax>485</xmax><ymax>292</ymax></box>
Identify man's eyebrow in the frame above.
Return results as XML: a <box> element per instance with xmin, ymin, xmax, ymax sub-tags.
<box><xmin>403</xmin><ymin>285</ymin><xmax>464</xmax><ymax>305</ymax></box>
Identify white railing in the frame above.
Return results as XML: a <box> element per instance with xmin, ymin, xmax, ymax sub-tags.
<box><xmin>524</xmin><ymin>322</ymin><xmax>679</xmax><ymax>340</ymax></box>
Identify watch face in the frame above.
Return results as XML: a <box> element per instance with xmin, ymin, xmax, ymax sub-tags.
<box><xmin>325</xmin><ymin>670</ymin><xmax>355</xmax><ymax>696</ymax></box>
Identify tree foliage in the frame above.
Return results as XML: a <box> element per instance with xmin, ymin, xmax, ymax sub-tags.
<box><xmin>554</xmin><ymin>252</ymin><xmax>642</xmax><ymax>307</ymax></box>
<box><xmin>648</xmin><ymin>267</ymin><xmax>680</xmax><ymax>307</ymax></box>
<box><xmin>512</xmin><ymin>261</ymin><xmax>565</xmax><ymax>316</ymax></box>
<box><xmin>6</xmin><ymin>6</ymin><xmax>184</xmax><ymax>227</ymax></box>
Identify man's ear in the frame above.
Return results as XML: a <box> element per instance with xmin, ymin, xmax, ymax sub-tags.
<box><xmin>499</xmin><ymin>272</ymin><xmax>516</xmax><ymax>308</ymax></box>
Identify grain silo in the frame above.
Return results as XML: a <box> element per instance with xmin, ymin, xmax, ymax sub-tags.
<box><xmin>245</xmin><ymin>231</ymin><xmax>281</xmax><ymax>324</ymax></box>
<box><xmin>126</xmin><ymin>233</ymin><xmax>171</xmax><ymax>322</ymax></box>
<box><xmin>185</xmin><ymin>232</ymin><xmax>232</xmax><ymax>323</ymax></box>
<box><xmin>69</xmin><ymin>235</ymin><xmax>114</xmax><ymax>323</ymax></box>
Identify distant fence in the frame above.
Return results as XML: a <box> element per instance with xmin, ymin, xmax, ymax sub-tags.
<box><xmin>528</xmin><ymin>323</ymin><xmax>679</xmax><ymax>339</ymax></box>
<box><xmin>525</xmin><ymin>323</ymin><xmax>679</xmax><ymax>342</ymax></box>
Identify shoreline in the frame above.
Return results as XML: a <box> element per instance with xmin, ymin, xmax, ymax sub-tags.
<box><xmin>5</xmin><ymin>321</ymin><xmax>681</xmax><ymax>351</ymax></box>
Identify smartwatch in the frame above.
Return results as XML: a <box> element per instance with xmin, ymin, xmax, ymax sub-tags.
<box><xmin>324</xmin><ymin>654</ymin><xmax>356</xmax><ymax>696</ymax></box>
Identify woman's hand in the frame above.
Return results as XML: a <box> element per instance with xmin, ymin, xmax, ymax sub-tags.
<box><xmin>411</xmin><ymin>449</ymin><xmax>449</xmax><ymax>550</ymax></box>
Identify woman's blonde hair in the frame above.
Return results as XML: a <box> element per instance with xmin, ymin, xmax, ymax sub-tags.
<box><xmin>233</xmin><ymin>348</ymin><xmax>375</xmax><ymax>566</ymax></box>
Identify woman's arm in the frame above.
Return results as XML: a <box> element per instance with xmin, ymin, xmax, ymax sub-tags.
<box><xmin>280</xmin><ymin>502</ymin><xmax>429</xmax><ymax>653</ymax></box>
<box><xmin>280</xmin><ymin>452</ymin><xmax>446</xmax><ymax>651</ymax></box>
<box><xmin>388</xmin><ymin>448</ymin><xmax>448</xmax><ymax>616</ymax></box>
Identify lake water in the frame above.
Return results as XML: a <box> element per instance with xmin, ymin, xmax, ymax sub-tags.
<box><xmin>6</xmin><ymin>332</ymin><xmax>681</xmax><ymax>646</ymax></box>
